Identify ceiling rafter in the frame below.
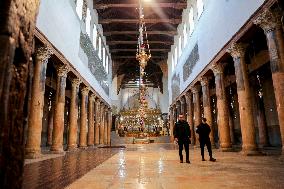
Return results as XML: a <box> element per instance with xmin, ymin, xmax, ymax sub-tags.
<box><xmin>107</xmin><ymin>40</ymin><xmax>173</xmax><ymax>45</ymax></box>
<box><xmin>94</xmin><ymin>3</ymin><xmax>187</xmax><ymax>10</ymax></box>
<box><xmin>99</xmin><ymin>18</ymin><xmax>181</xmax><ymax>24</ymax></box>
<box><xmin>103</xmin><ymin>30</ymin><xmax>177</xmax><ymax>36</ymax></box>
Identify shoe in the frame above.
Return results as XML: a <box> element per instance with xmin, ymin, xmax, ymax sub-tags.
<box><xmin>202</xmin><ymin>158</ymin><xmax>206</xmax><ymax>161</ymax></box>
<box><xmin>210</xmin><ymin>157</ymin><xmax>216</xmax><ymax>162</ymax></box>
<box><xmin>180</xmin><ymin>160</ymin><xmax>183</xmax><ymax>163</ymax></box>
<box><xmin>186</xmin><ymin>160</ymin><xmax>190</xmax><ymax>164</ymax></box>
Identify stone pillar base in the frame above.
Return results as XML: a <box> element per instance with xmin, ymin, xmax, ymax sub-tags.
<box><xmin>67</xmin><ymin>145</ymin><xmax>78</xmax><ymax>151</ymax></box>
<box><xmin>50</xmin><ymin>146</ymin><xmax>65</xmax><ymax>154</ymax></box>
<box><xmin>220</xmin><ymin>143</ymin><xmax>233</xmax><ymax>151</ymax></box>
<box><xmin>87</xmin><ymin>144</ymin><xmax>95</xmax><ymax>147</ymax></box>
<box><xmin>220</xmin><ymin>147</ymin><xmax>234</xmax><ymax>152</ymax></box>
<box><xmin>79</xmin><ymin>146</ymin><xmax>88</xmax><ymax>149</ymax></box>
<box><xmin>25</xmin><ymin>150</ymin><xmax>42</xmax><ymax>159</ymax></box>
<box><xmin>241</xmin><ymin>149</ymin><xmax>261</xmax><ymax>156</ymax></box>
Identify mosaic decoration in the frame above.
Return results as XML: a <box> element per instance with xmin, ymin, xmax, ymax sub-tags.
<box><xmin>171</xmin><ymin>73</ymin><xmax>180</xmax><ymax>101</ymax></box>
<box><xmin>80</xmin><ymin>32</ymin><xmax>109</xmax><ymax>95</ymax></box>
<box><xmin>183</xmin><ymin>43</ymin><xmax>199</xmax><ymax>81</ymax></box>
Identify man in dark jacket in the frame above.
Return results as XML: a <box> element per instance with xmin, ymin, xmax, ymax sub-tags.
<box><xmin>196</xmin><ymin>118</ymin><xmax>216</xmax><ymax>162</ymax></box>
<box><xmin>173</xmin><ymin>114</ymin><xmax>191</xmax><ymax>163</ymax></box>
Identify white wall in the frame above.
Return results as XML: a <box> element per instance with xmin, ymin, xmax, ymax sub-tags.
<box><xmin>36</xmin><ymin>0</ymin><xmax>111</xmax><ymax>103</ymax></box>
<box><xmin>168</xmin><ymin>0</ymin><xmax>265</xmax><ymax>105</ymax></box>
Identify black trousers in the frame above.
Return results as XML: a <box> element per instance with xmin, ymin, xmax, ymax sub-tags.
<box><xmin>178</xmin><ymin>140</ymin><xmax>189</xmax><ymax>161</ymax></box>
<box><xmin>200</xmin><ymin>139</ymin><xmax>212</xmax><ymax>158</ymax></box>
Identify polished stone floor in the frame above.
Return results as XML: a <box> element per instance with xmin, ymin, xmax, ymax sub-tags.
<box><xmin>23</xmin><ymin>144</ymin><xmax>284</xmax><ymax>189</ymax></box>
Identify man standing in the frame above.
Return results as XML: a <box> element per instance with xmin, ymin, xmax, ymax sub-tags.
<box><xmin>173</xmin><ymin>114</ymin><xmax>191</xmax><ymax>163</ymax></box>
<box><xmin>196</xmin><ymin>118</ymin><xmax>216</xmax><ymax>162</ymax></box>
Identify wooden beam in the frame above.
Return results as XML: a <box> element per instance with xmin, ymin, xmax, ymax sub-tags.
<box><xmin>104</xmin><ymin>30</ymin><xmax>177</xmax><ymax>36</ymax></box>
<box><xmin>112</xmin><ymin>56</ymin><xmax>165</xmax><ymax>59</ymax></box>
<box><xmin>111</xmin><ymin>49</ymin><xmax>170</xmax><ymax>53</ymax></box>
<box><xmin>99</xmin><ymin>18</ymin><xmax>181</xmax><ymax>24</ymax></box>
<box><xmin>94</xmin><ymin>3</ymin><xmax>187</xmax><ymax>10</ymax></box>
<box><xmin>107</xmin><ymin>41</ymin><xmax>173</xmax><ymax>45</ymax></box>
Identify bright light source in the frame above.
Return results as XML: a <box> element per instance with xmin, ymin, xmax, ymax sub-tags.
<box><xmin>143</xmin><ymin>0</ymin><xmax>152</xmax><ymax>2</ymax></box>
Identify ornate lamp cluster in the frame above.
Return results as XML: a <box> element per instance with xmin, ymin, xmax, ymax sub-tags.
<box><xmin>136</xmin><ymin>0</ymin><xmax>151</xmax><ymax>129</ymax></box>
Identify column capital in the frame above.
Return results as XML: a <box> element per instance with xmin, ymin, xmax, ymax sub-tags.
<box><xmin>226</xmin><ymin>43</ymin><xmax>248</xmax><ymax>59</ymax></box>
<box><xmin>200</xmin><ymin>76</ymin><xmax>209</xmax><ymax>87</ymax></box>
<box><xmin>81</xmin><ymin>86</ymin><xmax>89</xmax><ymax>96</ymax></box>
<box><xmin>180</xmin><ymin>97</ymin><xmax>186</xmax><ymax>105</ymax></box>
<box><xmin>95</xmin><ymin>98</ymin><xmax>101</xmax><ymax>104</ymax></box>
<box><xmin>185</xmin><ymin>91</ymin><xmax>192</xmax><ymax>101</ymax></box>
<box><xmin>71</xmin><ymin>78</ymin><xmax>81</xmax><ymax>87</ymax></box>
<box><xmin>211</xmin><ymin>62</ymin><xmax>225</xmax><ymax>75</ymax></box>
<box><xmin>36</xmin><ymin>45</ymin><xmax>53</xmax><ymax>62</ymax></box>
<box><xmin>90</xmin><ymin>94</ymin><xmax>96</xmax><ymax>101</ymax></box>
<box><xmin>57</xmin><ymin>65</ymin><xmax>69</xmax><ymax>78</ymax></box>
<box><xmin>191</xmin><ymin>85</ymin><xmax>201</xmax><ymax>94</ymax></box>
<box><xmin>100</xmin><ymin>101</ymin><xmax>105</xmax><ymax>107</ymax></box>
<box><xmin>253</xmin><ymin>9</ymin><xmax>280</xmax><ymax>34</ymax></box>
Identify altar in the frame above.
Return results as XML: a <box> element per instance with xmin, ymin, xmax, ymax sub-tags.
<box><xmin>116</xmin><ymin>108</ymin><xmax>164</xmax><ymax>138</ymax></box>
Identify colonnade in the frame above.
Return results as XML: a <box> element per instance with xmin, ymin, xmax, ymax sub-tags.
<box><xmin>170</xmin><ymin>8</ymin><xmax>284</xmax><ymax>155</ymax></box>
<box><xmin>25</xmin><ymin>43</ymin><xmax>112</xmax><ymax>158</ymax></box>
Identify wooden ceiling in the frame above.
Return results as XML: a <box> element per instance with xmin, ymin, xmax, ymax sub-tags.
<box><xmin>93</xmin><ymin>0</ymin><xmax>187</xmax><ymax>91</ymax></box>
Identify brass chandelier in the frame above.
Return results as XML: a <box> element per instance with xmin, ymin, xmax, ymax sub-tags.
<box><xmin>136</xmin><ymin>0</ymin><xmax>151</xmax><ymax>129</ymax></box>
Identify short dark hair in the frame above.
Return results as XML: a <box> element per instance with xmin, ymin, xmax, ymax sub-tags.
<box><xmin>202</xmin><ymin>118</ymin><xmax>207</xmax><ymax>122</ymax></box>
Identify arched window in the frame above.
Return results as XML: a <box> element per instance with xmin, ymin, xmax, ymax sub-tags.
<box><xmin>98</xmin><ymin>37</ymin><xmax>102</xmax><ymax>59</ymax></box>
<box><xmin>86</xmin><ymin>8</ymin><xmax>91</xmax><ymax>36</ymax></box>
<box><xmin>178</xmin><ymin>36</ymin><xmax>182</xmax><ymax>57</ymax></box>
<box><xmin>183</xmin><ymin>24</ymin><xmax>187</xmax><ymax>48</ymax></box>
<box><xmin>93</xmin><ymin>25</ymin><xmax>97</xmax><ymax>49</ymax></box>
<box><xmin>76</xmin><ymin>0</ymin><xmax>83</xmax><ymax>20</ymax></box>
<box><xmin>197</xmin><ymin>0</ymin><xmax>204</xmax><ymax>19</ymax></box>
<box><xmin>174</xmin><ymin>47</ymin><xmax>178</xmax><ymax>67</ymax></box>
<box><xmin>171</xmin><ymin>54</ymin><xmax>175</xmax><ymax>73</ymax></box>
<box><xmin>103</xmin><ymin>47</ymin><xmax>106</xmax><ymax>67</ymax></box>
<box><xmin>189</xmin><ymin>7</ymin><xmax>194</xmax><ymax>35</ymax></box>
<box><xmin>106</xmin><ymin>57</ymin><xmax>109</xmax><ymax>74</ymax></box>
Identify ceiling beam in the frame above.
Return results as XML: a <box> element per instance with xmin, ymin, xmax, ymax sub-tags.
<box><xmin>111</xmin><ymin>49</ymin><xmax>170</xmax><ymax>53</ymax></box>
<box><xmin>107</xmin><ymin>41</ymin><xmax>173</xmax><ymax>45</ymax></box>
<box><xmin>104</xmin><ymin>30</ymin><xmax>177</xmax><ymax>36</ymax></box>
<box><xmin>94</xmin><ymin>3</ymin><xmax>187</xmax><ymax>10</ymax></box>
<box><xmin>112</xmin><ymin>55</ymin><xmax>165</xmax><ymax>59</ymax></box>
<box><xmin>99</xmin><ymin>18</ymin><xmax>181</xmax><ymax>24</ymax></box>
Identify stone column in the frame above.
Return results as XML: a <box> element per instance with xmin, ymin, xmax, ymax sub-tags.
<box><xmin>185</xmin><ymin>91</ymin><xmax>195</xmax><ymax>145</ymax></box>
<box><xmin>99</xmin><ymin>102</ymin><xmax>105</xmax><ymax>144</ymax></box>
<box><xmin>192</xmin><ymin>85</ymin><xmax>201</xmax><ymax>145</ymax></box>
<box><xmin>181</xmin><ymin>99</ymin><xmax>185</xmax><ymax>116</ymax></box>
<box><xmin>46</xmin><ymin>98</ymin><xmax>55</xmax><ymax>147</ymax></box>
<box><xmin>104</xmin><ymin>106</ymin><xmax>108</xmax><ymax>144</ymax></box>
<box><xmin>172</xmin><ymin>104</ymin><xmax>176</xmax><ymax>124</ymax></box>
<box><xmin>67</xmin><ymin>78</ymin><xmax>80</xmax><ymax>150</ymax></box>
<box><xmin>50</xmin><ymin>65</ymin><xmax>69</xmax><ymax>153</ymax></box>
<box><xmin>176</xmin><ymin>101</ymin><xmax>181</xmax><ymax>116</ymax></box>
<box><xmin>25</xmin><ymin>46</ymin><xmax>53</xmax><ymax>158</ymax></box>
<box><xmin>79</xmin><ymin>86</ymin><xmax>89</xmax><ymax>148</ymax></box>
<box><xmin>169</xmin><ymin>107</ymin><xmax>174</xmax><ymax>138</ymax></box>
<box><xmin>95</xmin><ymin>99</ymin><xmax>100</xmax><ymax>145</ymax></box>
<box><xmin>256</xmin><ymin>97</ymin><xmax>269</xmax><ymax>147</ymax></box>
<box><xmin>87</xmin><ymin>94</ymin><xmax>95</xmax><ymax>146</ymax></box>
<box><xmin>227</xmin><ymin>43</ymin><xmax>257</xmax><ymax>154</ymax></box>
<box><xmin>200</xmin><ymin>76</ymin><xmax>215</xmax><ymax>147</ymax></box>
<box><xmin>212</xmin><ymin>63</ymin><xmax>232</xmax><ymax>150</ymax></box>
<box><xmin>0</xmin><ymin>1</ymin><xmax>41</xmax><ymax>187</ymax></box>
<box><xmin>108</xmin><ymin>108</ymin><xmax>112</xmax><ymax>145</ymax></box>
<box><xmin>254</xmin><ymin>9</ymin><xmax>284</xmax><ymax>152</ymax></box>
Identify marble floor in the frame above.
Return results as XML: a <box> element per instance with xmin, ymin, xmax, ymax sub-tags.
<box><xmin>23</xmin><ymin>144</ymin><xmax>284</xmax><ymax>189</ymax></box>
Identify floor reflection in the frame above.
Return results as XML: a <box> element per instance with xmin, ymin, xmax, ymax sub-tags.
<box><xmin>22</xmin><ymin>148</ymin><xmax>120</xmax><ymax>189</ymax></box>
